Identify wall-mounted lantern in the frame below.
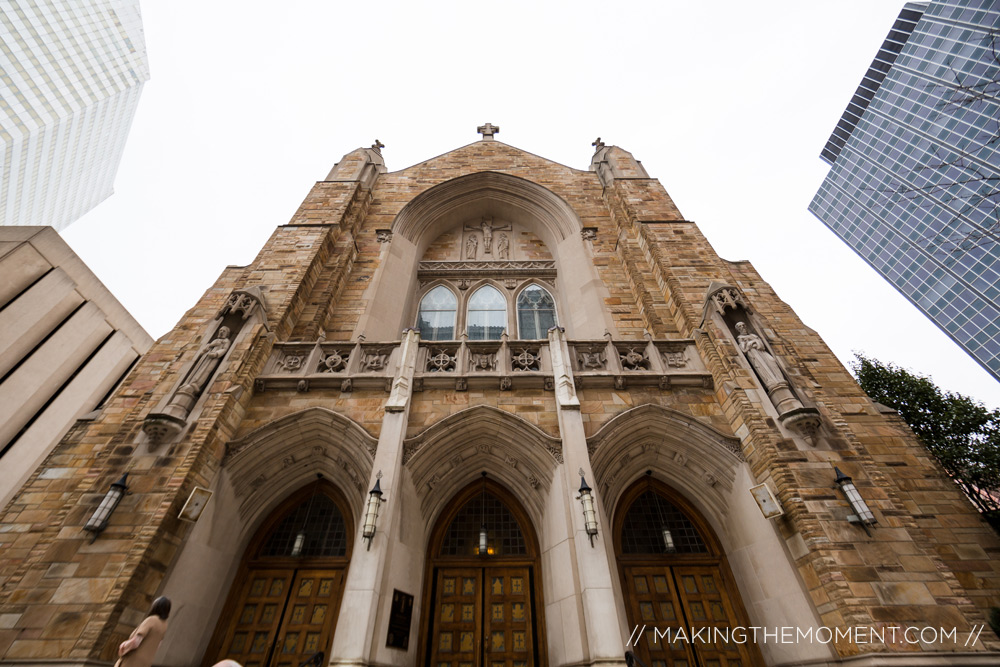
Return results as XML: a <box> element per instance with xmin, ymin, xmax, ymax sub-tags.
<box><xmin>83</xmin><ymin>473</ymin><xmax>129</xmax><ymax>542</ymax></box>
<box><xmin>834</xmin><ymin>467</ymin><xmax>876</xmax><ymax>536</ymax></box>
<box><xmin>577</xmin><ymin>469</ymin><xmax>599</xmax><ymax>546</ymax></box>
<box><xmin>362</xmin><ymin>471</ymin><xmax>385</xmax><ymax>550</ymax></box>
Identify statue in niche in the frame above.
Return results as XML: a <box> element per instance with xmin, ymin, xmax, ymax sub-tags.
<box><xmin>735</xmin><ymin>321</ymin><xmax>784</xmax><ymax>391</ymax></box>
<box><xmin>496</xmin><ymin>233</ymin><xmax>509</xmax><ymax>260</ymax></box>
<box><xmin>466</xmin><ymin>234</ymin><xmax>478</xmax><ymax>259</ymax></box>
<box><xmin>147</xmin><ymin>326</ymin><xmax>233</xmax><ymax>442</ymax></box>
<box><xmin>176</xmin><ymin>327</ymin><xmax>232</xmax><ymax>398</ymax></box>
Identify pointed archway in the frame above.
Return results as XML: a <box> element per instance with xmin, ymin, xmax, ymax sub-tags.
<box><xmin>615</xmin><ymin>476</ymin><xmax>763</xmax><ymax>667</ymax></box>
<box><xmin>419</xmin><ymin>477</ymin><xmax>547</xmax><ymax>667</ymax></box>
<box><xmin>203</xmin><ymin>480</ymin><xmax>353</xmax><ymax>667</ymax></box>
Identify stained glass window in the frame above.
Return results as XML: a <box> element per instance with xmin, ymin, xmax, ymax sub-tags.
<box><xmin>517</xmin><ymin>284</ymin><xmax>557</xmax><ymax>339</ymax></box>
<box><xmin>620</xmin><ymin>491</ymin><xmax>708</xmax><ymax>554</ymax></box>
<box><xmin>467</xmin><ymin>285</ymin><xmax>506</xmax><ymax>341</ymax></box>
<box><xmin>260</xmin><ymin>494</ymin><xmax>348</xmax><ymax>558</ymax></box>
<box><xmin>418</xmin><ymin>286</ymin><xmax>458</xmax><ymax>341</ymax></box>
<box><xmin>440</xmin><ymin>491</ymin><xmax>526</xmax><ymax>556</ymax></box>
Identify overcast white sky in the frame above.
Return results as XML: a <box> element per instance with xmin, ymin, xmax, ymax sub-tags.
<box><xmin>62</xmin><ymin>1</ymin><xmax>1000</xmax><ymax>408</ymax></box>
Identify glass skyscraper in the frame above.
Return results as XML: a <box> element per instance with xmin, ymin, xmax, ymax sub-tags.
<box><xmin>0</xmin><ymin>0</ymin><xmax>149</xmax><ymax>230</ymax></box>
<box><xmin>810</xmin><ymin>0</ymin><xmax>1000</xmax><ymax>381</ymax></box>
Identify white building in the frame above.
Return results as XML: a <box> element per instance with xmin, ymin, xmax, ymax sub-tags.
<box><xmin>0</xmin><ymin>0</ymin><xmax>149</xmax><ymax>230</ymax></box>
<box><xmin>0</xmin><ymin>226</ymin><xmax>152</xmax><ymax>508</ymax></box>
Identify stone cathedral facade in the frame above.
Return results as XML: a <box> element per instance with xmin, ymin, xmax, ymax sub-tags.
<box><xmin>1</xmin><ymin>129</ymin><xmax>999</xmax><ymax>667</ymax></box>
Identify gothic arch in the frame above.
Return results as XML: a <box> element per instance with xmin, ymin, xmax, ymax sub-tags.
<box><xmin>392</xmin><ymin>171</ymin><xmax>583</xmax><ymax>256</ymax></box>
<box><xmin>403</xmin><ymin>405</ymin><xmax>562</xmax><ymax>525</ymax></box>
<box><xmin>586</xmin><ymin>404</ymin><xmax>744</xmax><ymax>528</ymax></box>
<box><xmin>224</xmin><ymin>407</ymin><xmax>378</xmax><ymax>527</ymax></box>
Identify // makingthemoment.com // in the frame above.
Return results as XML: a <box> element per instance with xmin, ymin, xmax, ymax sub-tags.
<box><xmin>626</xmin><ymin>625</ymin><xmax>987</xmax><ymax>647</ymax></box>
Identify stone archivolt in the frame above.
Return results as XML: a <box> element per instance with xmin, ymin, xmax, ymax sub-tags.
<box><xmin>587</xmin><ymin>403</ymin><xmax>743</xmax><ymax>523</ymax></box>
<box><xmin>403</xmin><ymin>405</ymin><xmax>561</xmax><ymax>525</ymax></box>
<box><xmin>224</xmin><ymin>407</ymin><xmax>377</xmax><ymax>523</ymax></box>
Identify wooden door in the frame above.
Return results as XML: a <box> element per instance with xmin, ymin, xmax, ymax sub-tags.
<box><xmin>429</xmin><ymin>566</ymin><xmax>536</xmax><ymax>667</ymax></box>
<box><xmin>430</xmin><ymin>568</ymin><xmax>482</xmax><ymax>667</ymax></box>
<box><xmin>272</xmin><ymin>569</ymin><xmax>345</xmax><ymax>667</ymax></box>
<box><xmin>213</xmin><ymin>568</ymin><xmax>343</xmax><ymax>667</ymax></box>
<box><xmin>483</xmin><ymin>566</ymin><xmax>533</xmax><ymax>667</ymax></box>
<box><xmin>423</xmin><ymin>481</ymin><xmax>545</xmax><ymax>667</ymax></box>
<box><xmin>672</xmin><ymin>566</ymin><xmax>748</xmax><ymax>667</ymax></box>
<box><xmin>215</xmin><ymin>569</ymin><xmax>295</xmax><ymax>667</ymax></box>
<box><xmin>204</xmin><ymin>483</ymin><xmax>353</xmax><ymax>667</ymax></box>
<box><xmin>615</xmin><ymin>482</ymin><xmax>763</xmax><ymax>667</ymax></box>
<box><xmin>624</xmin><ymin>566</ymin><xmax>695</xmax><ymax>667</ymax></box>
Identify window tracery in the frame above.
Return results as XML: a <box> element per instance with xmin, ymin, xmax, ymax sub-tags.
<box><xmin>467</xmin><ymin>285</ymin><xmax>507</xmax><ymax>340</ymax></box>
<box><xmin>418</xmin><ymin>285</ymin><xmax>457</xmax><ymax>341</ymax></box>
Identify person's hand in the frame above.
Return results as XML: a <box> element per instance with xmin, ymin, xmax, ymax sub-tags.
<box><xmin>118</xmin><ymin>636</ymin><xmax>141</xmax><ymax>657</ymax></box>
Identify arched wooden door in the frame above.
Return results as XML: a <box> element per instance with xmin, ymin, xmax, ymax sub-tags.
<box><xmin>204</xmin><ymin>481</ymin><xmax>353</xmax><ymax>667</ymax></box>
<box><xmin>615</xmin><ymin>478</ymin><xmax>763</xmax><ymax>667</ymax></box>
<box><xmin>421</xmin><ymin>478</ymin><xmax>547</xmax><ymax>667</ymax></box>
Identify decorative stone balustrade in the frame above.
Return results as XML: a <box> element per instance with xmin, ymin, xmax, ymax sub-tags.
<box><xmin>253</xmin><ymin>335</ymin><xmax>712</xmax><ymax>393</ymax></box>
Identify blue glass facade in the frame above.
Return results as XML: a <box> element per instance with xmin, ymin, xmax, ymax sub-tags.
<box><xmin>810</xmin><ymin>0</ymin><xmax>1000</xmax><ymax>381</ymax></box>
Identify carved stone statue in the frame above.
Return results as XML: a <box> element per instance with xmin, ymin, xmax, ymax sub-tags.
<box><xmin>481</xmin><ymin>219</ymin><xmax>494</xmax><ymax>253</ymax></box>
<box><xmin>179</xmin><ymin>327</ymin><xmax>231</xmax><ymax>394</ymax></box>
<box><xmin>496</xmin><ymin>233</ymin><xmax>509</xmax><ymax>259</ymax></box>
<box><xmin>734</xmin><ymin>322</ymin><xmax>783</xmax><ymax>391</ymax></box>
<box><xmin>144</xmin><ymin>326</ymin><xmax>234</xmax><ymax>445</ymax></box>
<box><xmin>466</xmin><ymin>234</ymin><xmax>478</xmax><ymax>259</ymax></box>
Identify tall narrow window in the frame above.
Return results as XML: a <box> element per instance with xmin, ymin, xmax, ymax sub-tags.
<box><xmin>517</xmin><ymin>284</ymin><xmax>557</xmax><ymax>339</ymax></box>
<box><xmin>418</xmin><ymin>286</ymin><xmax>457</xmax><ymax>341</ymax></box>
<box><xmin>467</xmin><ymin>285</ymin><xmax>506</xmax><ymax>340</ymax></box>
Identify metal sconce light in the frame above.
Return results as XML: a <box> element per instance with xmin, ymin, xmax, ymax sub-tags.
<box><xmin>292</xmin><ymin>474</ymin><xmax>322</xmax><ymax>558</ymax></box>
<box><xmin>478</xmin><ymin>472</ymin><xmax>490</xmax><ymax>556</ymax></box>
<box><xmin>661</xmin><ymin>528</ymin><xmax>676</xmax><ymax>553</ymax></box>
<box><xmin>577</xmin><ymin>469</ymin><xmax>599</xmax><ymax>546</ymax></box>
<box><xmin>834</xmin><ymin>467</ymin><xmax>876</xmax><ymax>536</ymax></box>
<box><xmin>362</xmin><ymin>471</ymin><xmax>385</xmax><ymax>551</ymax></box>
<box><xmin>83</xmin><ymin>473</ymin><xmax>129</xmax><ymax>542</ymax></box>
<box><xmin>647</xmin><ymin>470</ymin><xmax>675</xmax><ymax>553</ymax></box>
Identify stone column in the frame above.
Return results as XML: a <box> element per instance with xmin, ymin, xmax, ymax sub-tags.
<box><xmin>329</xmin><ymin>329</ymin><xmax>419</xmax><ymax>667</ymax></box>
<box><xmin>547</xmin><ymin>327</ymin><xmax>626</xmax><ymax>667</ymax></box>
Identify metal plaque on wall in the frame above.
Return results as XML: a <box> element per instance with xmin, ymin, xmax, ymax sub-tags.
<box><xmin>385</xmin><ymin>589</ymin><xmax>414</xmax><ymax>650</ymax></box>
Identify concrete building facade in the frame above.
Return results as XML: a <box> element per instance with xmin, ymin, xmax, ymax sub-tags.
<box><xmin>0</xmin><ymin>226</ymin><xmax>152</xmax><ymax>508</ymax></box>
<box><xmin>0</xmin><ymin>0</ymin><xmax>149</xmax><ymax>230</ymax></box>
<box><xmin>810</xmin><ymin>0</ymin><xmax>1000</xmax><ymax>382</ymax></box>
<box><xmin>0</xmin><ymin>132</ymin><xmax>998</xmax><ymax>667</ymax></box>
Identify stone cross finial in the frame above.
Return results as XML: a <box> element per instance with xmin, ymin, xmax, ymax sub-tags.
<box><xmin>371</xmin><ymin>139</ymin><xmax>385</xmax><ymax>154</ymax></box>
<box><xmin>592</xmin><ymin>137</ymin><xmax>605</xmax><ymax>151</ymax></box>
<box><xmin>477</xmin><ymin>123</ymin><xmax>499</xmax><ymax>140</ymax></box>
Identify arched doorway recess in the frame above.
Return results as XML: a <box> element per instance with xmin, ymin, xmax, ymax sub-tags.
<box><xmin>615</xmin><ymin>477</ymin><xmax>763</xmax><ymax>667</ymax></box>
<box><xmin>204</xmin><ymin>480</ymin><xmax>353</xmax><ymax>667</ymax></box>
<box><xmin>421</xmin><ymin>477</ymin><xmax>547</xmax><ymax>667</ymax></box>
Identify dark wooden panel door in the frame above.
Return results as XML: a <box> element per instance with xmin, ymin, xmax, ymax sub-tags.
<box><xmin>483</xmin><ymin>567</ymin><xmax>534</xmax><ymax>667</ymax></box>
<box><xmin>272</xmin><ymin>569</ymin><xmax>345</xmax><ymax>667</ymax></box>
<box><xmin>217</xmin><ymin>569</ymin><xmax>295</xmax><ymax>667</ymax></box>
<box><xmin>624</xmin><ymin>566</ymin><xmax>695</xmax><ymax>667</ymax></box>
<box><xmin>430</xmin><ymin>568</ymin><xmax>483</xmax><ymax>667</ymax></box>
<box><xmin>672</xmin><ymin>566</ymin><xmax>752</xmax><ymax>667</ymax></box>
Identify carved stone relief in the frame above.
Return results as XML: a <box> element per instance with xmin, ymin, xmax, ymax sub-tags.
<box><xmin>318</xmin><ymin>349</ymin><xmax>349</xmax><ymax>373</ymax></box>
<box><xmin>618</xmin><ymin>346</ymin><xmax>650</xmax><ymax>371</ymax></box>
<box><xmin>469</xmin><ymin>352</ymin><xmax>498</xmax><ymax>372</ymax></box>
<box><xmin>511</xmin><ymin>348</ymin><xmax>541</xmax><ymax>372</ymax></box>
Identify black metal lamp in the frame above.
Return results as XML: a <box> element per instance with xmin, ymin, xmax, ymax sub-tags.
<box><xmin>577</xmin><ymin>469</ymin><xmax>599</xmax><ymax>546</ymax></box>
<box><xmin>477</xmin><ymin>472</ymin><xmax>491</xmax><ymax>556</ymax></box>
<box><xmin>83</xmin><ymin>473</ymin><xmax>129</xmax><ymax>541</ymax></box>
<box><xmin>292</xmin><ymin>474</ymin><xmax>322</xmax><ymax>557</ymax></box>
<box><xmin>834</xmin><ymin>467</ymin><xmax>876</xmax><ymax>536</ymax></box>
<box><xmin>362</xmin><ymin>471</ymin><xmax>385</xmax><ymax>550</ymax></box>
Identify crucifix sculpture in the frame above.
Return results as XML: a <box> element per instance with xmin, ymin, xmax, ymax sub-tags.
<box><xmin>477</xmin><ymin>123</ymin><xmax>499</xmax><ymax>141</ymax></box>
